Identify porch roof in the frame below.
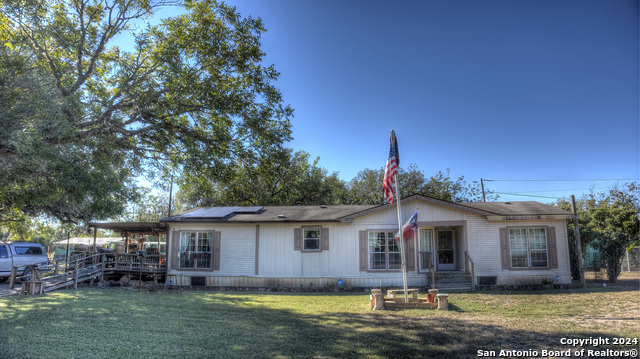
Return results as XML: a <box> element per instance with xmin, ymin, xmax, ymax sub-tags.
<box><xmin>87</xmin><ymin>222</ymin><xmax>167</xmax><ymax>234</ymax></box>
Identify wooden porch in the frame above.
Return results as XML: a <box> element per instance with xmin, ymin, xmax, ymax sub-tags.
<box><xmin>6</xmin><ymin>251</ymin><xmax>167</xmax><ymax>295</ymax></box>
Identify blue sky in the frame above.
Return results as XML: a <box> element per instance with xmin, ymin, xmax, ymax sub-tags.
<box><xmin>162</xmin><ymin>0</ymin><xmax>639</xmax><ymax>203</ymax></box>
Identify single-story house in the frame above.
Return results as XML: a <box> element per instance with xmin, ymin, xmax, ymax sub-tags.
<box><xmin>160</xmin><ymin>195</ymin><xmax>574</xmax><ymax>289</ymax></box>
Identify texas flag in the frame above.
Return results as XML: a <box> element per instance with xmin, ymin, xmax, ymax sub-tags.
<box><xmin>396</xmin><ymin>210</ymin><xmax>418</xmax><ymax>241</ymax></box>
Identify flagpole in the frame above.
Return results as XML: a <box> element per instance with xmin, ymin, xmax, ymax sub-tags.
<box><xmin>394</xmin><ymin>172</ymin><xmax>409</xmax><ymax>303</ymax></box>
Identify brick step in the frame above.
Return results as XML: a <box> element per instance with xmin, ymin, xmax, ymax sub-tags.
<box><xmin>431</xmin><ymin>272</ymin><xmax>473</xmax><ymax>292</ymax></box>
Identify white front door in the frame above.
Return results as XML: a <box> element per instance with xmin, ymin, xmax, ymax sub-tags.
<box><xmin>436</xmin><ymin>230</ymin><xmax>456</xmax><ymax>271</ymax></box>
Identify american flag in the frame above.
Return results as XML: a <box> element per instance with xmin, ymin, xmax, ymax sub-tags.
<box><xmin>396</xmin><ymin>210</ymin><xmax>418</xmax><ymax>241</ymax></box>
<box><xmin>383</xmin><ymin>130</ymin><xmax>399</xmax><ymax>204</ymax></box>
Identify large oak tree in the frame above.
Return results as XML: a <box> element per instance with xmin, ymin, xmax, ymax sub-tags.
<box><xmin>0</xmin><ymin>0</ymin><xmax>293</xmax><ymax>224</ymax></box>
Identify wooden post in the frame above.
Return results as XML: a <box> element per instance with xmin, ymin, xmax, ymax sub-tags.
<box><xmin>480</xmin><ymin>178</ymin><xmax>486</xmax><ymax>202</ymax></box>
<box><xmin>471</xmin><ymin>262</ymin><xmax>475</xmax><ymax>291</ymax></box>
<box><xmin>570</xmin><ymin>195</ymin><xmax>587</xmax><ymax>288</ymax></box>
<box><xmin>73</xmin><ymin>261</ymin><xmax>78</xmax><ymax>290</ymax></box>
<box><xmin>430</xmin><ymin>254</ymin><xmax>435</xmax><ymax>289</ymax></box>
<box><xmin>92</xmin><ymin>226</ymin><xmax>97</xmax><ymax>253</ymax></box>
<box><xmin>101</xmin><ymin>254</ymin><xmax>105</xmax><ymax>282</ymax></box>
<box><xmin>9</xmin><ymin>266</ymin><xmax>18</xmax><ymax>289</ymax></box>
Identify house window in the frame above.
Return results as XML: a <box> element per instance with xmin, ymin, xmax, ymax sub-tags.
<box><xmin>303</xmin><ymin>227</ymin><xmax>321</xmax><ymax>251</ymax></box>
<box><xmin>509</xmin><ymin>228</ymin><xmax>548</xmax><ymax>268</ymax></box>
<box><xmin>368</xmin><ymin>231</ymin><xmax>400</xmax><ymax>270</ymax></box>
<box><xmin>419</xmin><ymin>229</ymin><xmax>433</xmax><ymax>270</ymax></box>
<box><xmin>179</xmin><ymin>232</ymin><xmax>213</xmax><ymax>269</ymax></box>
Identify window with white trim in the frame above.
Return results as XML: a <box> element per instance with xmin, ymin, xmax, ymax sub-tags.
<box><xmin>509</xmin><ymin>228</ymin><xmax>548</xmax><ymax>268</ymax></box>
<box><xmin>179</xmin><ymin>231</ymin><xmax>213</xmax><ymax>269</ymax></box>
<box><xmin>368</xmin><ymin>231</ymin><xmax>400</xmax><ymax>270</ymax></box>
<box><xmin>303</xmin><ymin>227</ymin><xmax>321</xmax><ymax>251</ymax></box>
<box><xmin>419</xmin><ymin>229</ymin><xmax>433</xmax><ymax>270</ymax></box>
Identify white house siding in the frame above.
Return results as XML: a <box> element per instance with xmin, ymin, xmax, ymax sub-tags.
<box><xmin>167</xmin><ymin>223</ymin><xmax>256</xmax><ymax>278</ymax></box>
<box><xmin>257</xmin><ymin>223</ymin><xmax>419</xmax><ymax>287</ymax></box>
<box><xmin>353</xmin><ymin>200</ymin><xmax>572</xmax><ymax>286</ymax></box>
<box><xmin>348</xmin><ymin>199</ymin><xmax>469</xmax><ymax>287</ymax></box>
<box><xmin>166</xmin><ymin>198</ymin><xmax>572</xmax><ymax>287</ymax></box>
<box><xmin>464</xmin><ymin>216</ymin><xmax>571</xmax><ymax>285</ymax></box>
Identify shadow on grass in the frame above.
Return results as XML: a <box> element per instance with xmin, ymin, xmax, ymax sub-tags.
<box><xmin>0</xmin><ymin>288</ymin><xmax>637</xmax><ymax>359</ymax></box>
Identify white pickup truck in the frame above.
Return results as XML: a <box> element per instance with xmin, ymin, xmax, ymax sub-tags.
<box><xmin>0</xmin><ymin>242</ymin><xmax>49</xmax><ymax>282</ymax></box>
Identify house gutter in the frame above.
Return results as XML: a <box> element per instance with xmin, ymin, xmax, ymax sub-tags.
<box><xmin>486</xmin><ymin>215</ymin><xmax>573</xmax><ymax>221</ymax></box>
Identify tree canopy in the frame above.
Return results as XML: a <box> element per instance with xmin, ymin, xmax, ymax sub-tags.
<box><xmin>556</xmin><ymin>182</ymin><xmax>639</xmax><ymax>282</ymax></box>
<box><xmin>176</xmin><ymin>149</ymin><xmax>346</xmax><ymax>207</ymax></box>
<box><xmin>0</xmin><ymin>0</ymin><xmax>293</xmax><ymax>224</ymax></box>
<box><xmin>345</xmin><ymin>166</ymin><xmax>495</xmax><ymax>205</ymax></box>
<box><xmin>177</xmin><ymin>153</ymin><xmax>495</xmax><ymax>209</ymax></box>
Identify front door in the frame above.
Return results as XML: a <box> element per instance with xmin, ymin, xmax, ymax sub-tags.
<box><xmin>436</xmin><ymin>230</ymin><xmax>456</xmax><ymax>271</ymax></box>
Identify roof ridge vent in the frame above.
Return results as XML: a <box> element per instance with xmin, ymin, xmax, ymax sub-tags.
<box><xmin>320</xmin><ymin>205</ymin><xmax>328</xmax><ymax>208</ymax></box>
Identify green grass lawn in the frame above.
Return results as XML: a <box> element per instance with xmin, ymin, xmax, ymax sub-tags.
<box><xmin>0</xmin><ymin>274</ymin><xmax>638</xmax><ymax>359</ymax></box>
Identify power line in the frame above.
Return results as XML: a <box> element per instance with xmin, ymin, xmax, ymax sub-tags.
<box><xmin>483</xmin><ymin>178</ymin><xmax>640</xmax><ymax>182</ymax></box>
<box><xmin>493</xmin><ymin>192</ymin><xmax>564</xmax><ymax>200</ymax></box>
<box><xmin>503</xmin><ymin>187</ymin><xmax>610</xmax><ymax>194</ymax></box>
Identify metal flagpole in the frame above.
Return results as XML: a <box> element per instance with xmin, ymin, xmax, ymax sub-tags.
<box><xmin>394</xmin><ymin>172</ymin><xmax>409</xmax><ymax>303</ymax></box>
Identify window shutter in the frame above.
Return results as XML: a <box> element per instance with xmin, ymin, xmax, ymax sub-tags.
<box><xmin>321</xmin><ymin>228</ymin><xmax>329</xmax><ymax>250</ymax></box>
<box><xmin>294</xmin><ymin>228</ymin><xmax>302</xmax><ymax>251</ymax></box>
<box><xmin>359</xmin><ymin>231</ymin><xmax>368</xmax><ymax>271</ymax></box>
<box><xmin>170</xmin><ymin>231</ymin><xmax>180</xmax><ymax>270</ymax></box>
<box><xmin>499</xmin><ymin>228</ymin><xmax>510</xmax><ymax>270</ymax></box>
<box><xmin>213</xmin><ymin>231</ymin><xmax>221</xmax><ymax>270</ymax></box>
<box><xmin>406</xmin><ymin>238</ymin><xmax>416</xmax><ymax>272</ymax></box>
<box><xmin>547</xmin><ymin>227</ymin><xmax>558</xmax><ymax>269</ymax></box>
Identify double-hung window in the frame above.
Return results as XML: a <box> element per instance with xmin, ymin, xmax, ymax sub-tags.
<box><xmin>179</xmin><ymin>232</ymin><xmax>213</xmax><ymax>269</ymax></box>
<box><xmin>368</xmin><ymin>231</ymin><xmax>400</xmax><ymax>270</ymax></box>
<box><xmin>509</xmin><ymin>228</ymin><xmax>548</xmax><ymax>268</ymax></box>
<box><xmin>303</xmin><ymin>227</ymin><xmax>321</xmax><ymax>251</ymax></box>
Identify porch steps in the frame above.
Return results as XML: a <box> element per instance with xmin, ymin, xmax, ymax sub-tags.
<box><xmin>432</xmin><ymin>271</ymin><xmax>473</xmax><ymax>292</ymax></box>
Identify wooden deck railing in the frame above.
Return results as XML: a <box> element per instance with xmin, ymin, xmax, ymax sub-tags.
<box><xmin>110</xmin><ymin>253</ymin><xmax>166</xmax><ymax>273</ymax></box>
<box><xmin>9</xmin><ymin>252</ymin><xmax>167</xmax><ymax>291</ymax></box>
<box><xmin>464</xmin><ymin>251</ymin><xmax>475</xmax><ymax>291</ymax></box>
<box><xmin>9</xmin><ymin>252</ymin><xmax>106</xmax><ymax>290</ymax></box>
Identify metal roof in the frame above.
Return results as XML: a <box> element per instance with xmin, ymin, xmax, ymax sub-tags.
<box><xmin>459</xmin><ymin>201</ymin><xmax>572</xmax><ymax>216</ymax></box>
<box><xmin>87</xmin><ymin>222</ymin><xmax>167</xmax><ymax>233</ymax></box>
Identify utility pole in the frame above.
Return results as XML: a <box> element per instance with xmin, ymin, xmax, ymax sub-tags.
<box><xmin>570</xmin><ymin>195</ymin><xmax>586</xmax><ymax>288</ymax></box>
<box><xmin>167</xmin><ymin>174</ymin><xmax>173</xmax><ymax>217</ymax></box>
<box><xmin>480</xmin><ymin>178</ymin><xmax>486</xmax><ymax>202</ymax></box>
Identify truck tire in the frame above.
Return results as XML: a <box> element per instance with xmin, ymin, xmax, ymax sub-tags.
<box><xmin>20</xmin><ymin>268</ymin><xmax>33</xmax><ymax>282</ymax></box>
